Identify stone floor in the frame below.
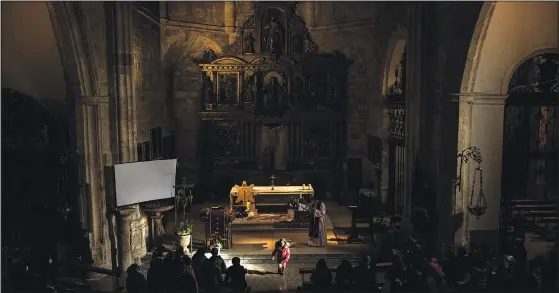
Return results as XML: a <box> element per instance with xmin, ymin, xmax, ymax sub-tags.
<box><xmin>86</xmin><ymin>199</ymin><xmax>556</xmax><ymax>292</ymax></box>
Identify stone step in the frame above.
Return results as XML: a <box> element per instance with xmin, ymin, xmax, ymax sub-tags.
<box><xmin>219</xmin><ymin>253</ymin><xmax>363</xmax><ymax>264</ymax></box>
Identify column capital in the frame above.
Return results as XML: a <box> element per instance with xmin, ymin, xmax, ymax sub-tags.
<box><xmin>115</xmin><ymin>207</ymin><xmax>138</xmax><ymax>221</ymax></box>
<box><xmin>76</xmin><ymin>96</ymin><xmax>110</xmax><ymax>105</ymax></box>
<box><xmin>453</xmin><ymin>93</ymin><xmax>508</xmax><ymax>105</ymax></box>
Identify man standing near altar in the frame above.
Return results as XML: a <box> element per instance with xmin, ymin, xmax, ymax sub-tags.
<box><xmin>308</xmin><ymin>201</ymin><xmax>327</xmax><ymax>247</ymax></box>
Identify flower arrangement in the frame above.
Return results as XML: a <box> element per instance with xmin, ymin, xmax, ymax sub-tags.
<box><xmin>209</xmin><ymin>231</ymin><xmax>225</xmax><ymax>249</ymax></box>
<box><xmin>174</xmin><ymin>220</ymin><xmax>194</xmax><ymax>236</ymax></box>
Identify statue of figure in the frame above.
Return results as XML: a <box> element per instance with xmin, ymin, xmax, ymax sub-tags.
<box><xmin>243</xmin><ymin>75</ymin><xmax>255</xmax><ymax>103</ymax></box>
<box><xmin>202</xmin><ymin>72</ymin><xmax>214</xmax><ymax>104</ymax></box>
<box><xmin>202</xmin><ymin>49</ymin><xmax>218</xmax><ymax>63</ymax></box>
<box><xmin>244</xmin><ymin>32</ymin><xmax>255</xmax><ymax>54</ymax></box>
<box><xmin>264</xmin><ymin>77</ymin><xmax>284</xmax><ymax>110</ymax></box>
<box><xmin>263</xmin><ymin>17</ymin><xmax>283</xmax><ymax>53</ymax></box>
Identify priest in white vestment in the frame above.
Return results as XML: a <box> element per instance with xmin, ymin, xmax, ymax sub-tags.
<box><xmin>307</xmin><ymin>201</ymin><xmax>327</xmax><ymax>247</ymax></box>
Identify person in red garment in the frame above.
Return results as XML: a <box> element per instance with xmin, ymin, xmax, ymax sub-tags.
<box><xmin>272</xmin><ymin>238</ymin><xmax>291</xmax><ymax>275</ymax></box>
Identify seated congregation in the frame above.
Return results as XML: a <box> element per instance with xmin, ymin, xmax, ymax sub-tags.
<box><xmin>126</xmin><ymin>246</ymin><xmax>249</xmax><ymax>293</ymax></box>
<box><xmin>299</xmin><ymin>235</ymin><xmax>558</xmax><ymax>292</ymax></box>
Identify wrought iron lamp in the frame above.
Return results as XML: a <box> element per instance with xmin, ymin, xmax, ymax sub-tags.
<box><xmin>467</xmin><ymin>167</ymin><xmax>487</xmax><ymax>218</ymax></box>
<box><xmin>454</xmin><ymin>147</ymin><xmax>488</xmax><ymax>219</ymax></box>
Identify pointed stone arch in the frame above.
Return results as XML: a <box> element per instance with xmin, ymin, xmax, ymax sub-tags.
<box><xmin>379</xmin><ymin>25</ymin><xmax>408</xmax><ymax>218</ymax></box>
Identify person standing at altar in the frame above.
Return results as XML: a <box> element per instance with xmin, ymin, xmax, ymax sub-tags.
<box><xmin>308</xmin><ymin>201</ymin><xmax>328</xmax><ymax>247</ymax></box>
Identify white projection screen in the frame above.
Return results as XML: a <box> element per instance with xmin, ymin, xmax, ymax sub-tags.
<box><xmin>114</xmin><ymin>159</ymin><xmax>177</xmax><ymax>207</ymax></box>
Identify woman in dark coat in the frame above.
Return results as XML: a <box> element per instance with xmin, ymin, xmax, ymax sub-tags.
<box><xmin>126</xmin><ymin>264</ymin><xmax>147</xmax><ymax>293</ymax></box>
<box><xmin>310</xmin><ymin>259</ymin><xmax>332</xmax><ymax>290</ymax></box>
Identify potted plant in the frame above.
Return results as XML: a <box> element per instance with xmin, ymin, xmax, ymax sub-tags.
<box><xmin>174</xmin><ymin>220</ymin><xmax>194</xmax><ymax>254</ymax></box>
<box><xmin>209</xmin><ymin>231</ymin><xmax>225</xmax><ymax>252</ymax></box>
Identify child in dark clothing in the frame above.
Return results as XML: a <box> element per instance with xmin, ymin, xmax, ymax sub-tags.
<box><xmin>225</xmin><ymin>257</ymin><xmax>248</xmax><ymax>293</ymax></box>
<box><xmin>311</xmin><ymin>259</ymin><xmax>332</xmax><ymax>289</ymax></box>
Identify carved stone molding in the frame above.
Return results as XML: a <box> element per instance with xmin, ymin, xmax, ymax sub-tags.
<box><xmin>455</xmin><ymin>93</ymin><xmax>508</xmax><ymax>105</ymax></box>
<box><xmin>76</xmin><ymin>96</ymin><xmax>110</xmax><ymax>105</ymax></box>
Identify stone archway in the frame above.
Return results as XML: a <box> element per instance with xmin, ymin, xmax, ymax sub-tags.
<box><xmin>1</xmin><ymin>88</ymin><xmax>80</xmax><ymax>253</ymax></box>
<box><xmin>381</xmin><ymin>25</ymin><xmax>407</xmax><ymax>218</ymax></box>
<box><xmin>457</xmin><ymin>2</ymin><xmax>558</xmax><ymax>246</ymax></box>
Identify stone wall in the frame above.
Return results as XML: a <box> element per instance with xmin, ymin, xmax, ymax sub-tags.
<box><xmin>132</xmin><ymin>7</ymin><xmax>171</xmax><ymax>142</ymax></box>
<box><xmin>162</xmin><ymin>5</ymin><xmax>230</xmax><ymax>168</ymax></box>
<box><xmin>310</xmin><ymin>2</ymin><xmax>408</xmax><ymax>185</ymax></box>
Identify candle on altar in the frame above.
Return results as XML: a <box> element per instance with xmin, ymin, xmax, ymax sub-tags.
<box><xmin>246</xmin><ymin>201</ymin><xmax>251</xmax><ymax>210</ymax></box>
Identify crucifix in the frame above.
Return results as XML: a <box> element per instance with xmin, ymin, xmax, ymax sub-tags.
<box><xmin>269</xmin><ymin>174</ymin><xmax>277</xmax><ymax>190</ymax></box>
<box><xmin>174</xmin><ymin>177</ymin><xmax>194</xmax><ymax>227</ymax></box>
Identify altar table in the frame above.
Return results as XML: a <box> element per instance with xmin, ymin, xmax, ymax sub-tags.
<box><xmin>229</xmin><ymin>185</ymin><xmax>314</xmax><ymax>212</ymax></box>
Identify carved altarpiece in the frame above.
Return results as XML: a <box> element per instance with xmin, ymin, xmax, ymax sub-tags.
<box><xmin>197</xmin><ymin>2</ymin><xmax>349</xmax><ymax>196</ymax></box>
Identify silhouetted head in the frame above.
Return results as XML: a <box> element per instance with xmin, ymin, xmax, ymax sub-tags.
<box><xmin>211</xmin><ymin>247</ymin><xmax>219</xmax><ymax>256</ymax></box>
<box><xmin>175</xmin><ymin>245</ymin><xmax>185</xmax><ymax>255</ymax></box>
<box><xmin>339</xmin><ymin>258</ymin><xmax>351</xmax><ymax>268</ymax></box>
<box><xmin>457</xmin><ymin>246</ymin><xmax>468</xmax><ymax>257</ymax></box>
<box><xmin>316</xmin><ymin>259</ymin><xmax>328</xmax><ymax>270</ymax></box>
<box><xmin>232</xmin><ymin>257</ymin><xmax>241</xmax><ymax>265</ymax></box>
<box><xmin>194</xmin><ymin>247</ymin><xmax>206</xmax><ymax>257</ymax></box>
<box><xmin>153</xmin><ymin>247</ymin><xmax>164</xmax><ymax>258</ymax></box>
<box><xmin>126</xmin><ymin>263</ymin><xmax>140</xmax><ymax>274</ymax></box>
<box><xmin>182</xmin><ymin>255</ymin><xmax>192</xmax><ymax>266</ymax></box>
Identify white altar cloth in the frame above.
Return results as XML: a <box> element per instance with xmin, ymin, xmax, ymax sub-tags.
<box><xmin>229</xmin><ymin>185</ymin><xmax>315</xmax><ymax>196</ymax></box>
<box><xmin>229</xmin><ymin>185</ymin><xmax>314</xmax><ymax>211</ymax></box>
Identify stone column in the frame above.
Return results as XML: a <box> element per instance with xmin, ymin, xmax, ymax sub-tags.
<box><xmin>115</xmin><ymin>2</ymin><xmax>137</xmax><ymax>163</ymax></box>
<box><xmin>116</xmin><ymin>208</ymin><xmax>136</xmax><ymax>270</ymax></box>
<box><xmin>456</xmin><ymin>93</ymin><xmax>507</xmax><ymax>248</ymax></box>
<box><xmin>153</xmin><ymin>213</ymin><xmax>165</xmax><ymax>246</ymax></box>
<box><xmin>75</xmin><ymin>96</ymin><xmax>112</xmax><ymax>267</ymax></box>
<box><xmin>403</xmin><ymin>3</ymin><xmax>425</xmax><ymax>220</ymax></box>
<box><xmin>145</xmin><ymin>212</ymin><xmax>165</xmax><ymax>249</ymax></box>
<box><xmin>298</xmin><ymin>2</ymin><xmax>315</xmax><ymax>28</ymax></box>
<box><xmin>224</xmin><ymin>2</ymin><xmax>238</xmax><ymax>45</ymax></box>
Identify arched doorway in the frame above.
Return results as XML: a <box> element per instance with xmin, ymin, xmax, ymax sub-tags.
<box><xmin>457</xmin><ymin>2</ymin><xmax>557</xmax><ymax>246</ymax></box>
<box><xmin>500</xmin><ymin>53</ymin><xmax>558</xmax><ymax>247</ymax></box>
<box><xmin>1</xmin><ymin>88</ymin><xmax>81</xmax><ymax>262</ymax></box>
<box><xmin>383</xmin><ymin>39</ymin><xmax>407</xmax><ymax>221</ymax></box>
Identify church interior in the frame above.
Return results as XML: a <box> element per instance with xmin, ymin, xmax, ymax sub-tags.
<box><xmin>2</xmin><ymin>1</ymin><xmax>558</xmax><ymax>292</ymax></box>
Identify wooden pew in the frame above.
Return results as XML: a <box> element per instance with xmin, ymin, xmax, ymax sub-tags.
<box><xmin>298</xmin><ymin>262</ymin><xmax>392</xmax><ymax>289</ymax></box>
<box><xmin>512</xmin><ymin>204</ymin><xmax>557</xmax><ymax>218</ymax></box>
<box><xmin>539</xmin><ymin>216</ymin><xmax>559</xmax><ymax>230</ymax></box>
<box><xmin>511</xmin><ymin>199</ymin><xmax>557</xmax><ymax>205</ymax></box>
<box><xmin>529</xmin><ymin>210</ymin><xmax>557</xmax><ymax>225</ymax></box>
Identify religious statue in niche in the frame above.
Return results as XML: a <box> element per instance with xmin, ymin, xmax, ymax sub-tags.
<box><xmin>219</xmin><ymin>74</ymin><xmax>238</xmax><ymax>104</ymax></box>
<box><xmin>202</xmin><ymin>49</ymin><xmax>218</xmax><ymax>63</ymax></box>
<box><xmin>242</xmin><ymin>74</ymin><xmax>256</xmax><ymax>103</ymax></box>
<box><xmin>202</xmin><ymin>72</ymin><xmax>214</xmax><ymax>105</ymax></box>
<box><xmin>263</xmin><ymin>73</ymin><xmax>285</xmax><ymax>116</ymax></box>
<box><xmin>243</xmin><ymin>32</ymin><xmax>256</xmax><ymax>54</ymax></box>
<box><xmin>291</xmin><ymin>33</ymin><xmax>303</xmax><ymax>54</ymax></box>
<box><xmin>263</xmin><ymin>15</ymin><xmax>284</xmax><ymax>54</ymax></box>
